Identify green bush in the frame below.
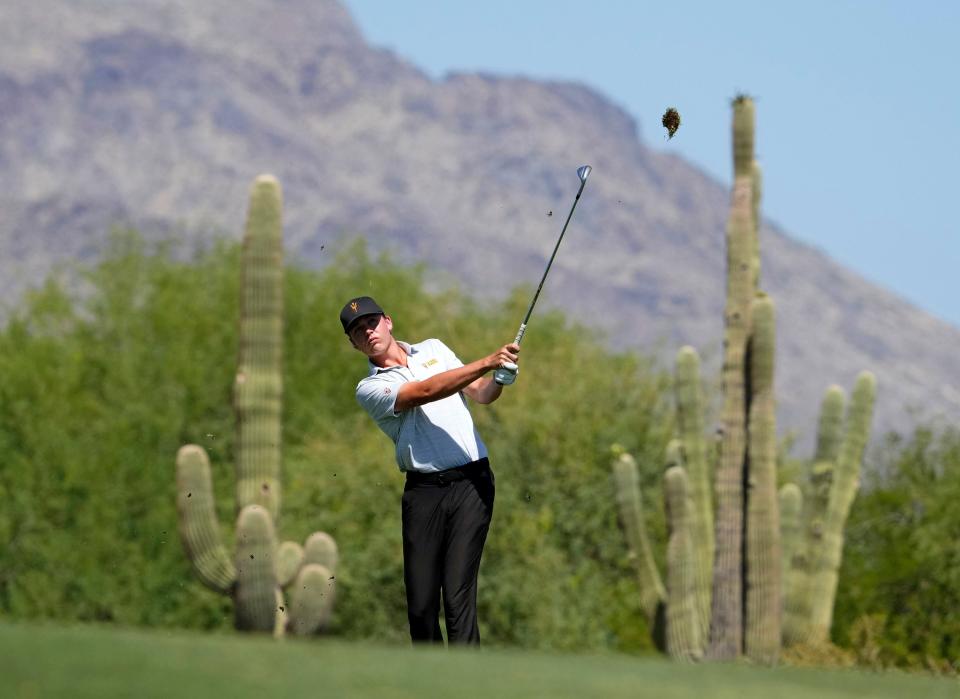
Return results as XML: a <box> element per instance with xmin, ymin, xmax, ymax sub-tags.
<box><xmin>835</xmin><ymin>426</ymin><xmax>960</xmax><ymax>673</ymax></box>
<box><xmin>0</xmin><ymin>232</ymin><xmax>674</xmax><ymax>652</ymax></box>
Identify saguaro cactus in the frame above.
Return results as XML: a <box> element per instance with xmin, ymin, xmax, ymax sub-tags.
<box><xmin>614</xmin><ymin>95</ymin><xmax>875</xmax><ymax>666</ymax></box>
<box><xmin>708</xmin><ymin>94</ymin><xmax>756</xmax><ymax>661</ymax></box>
<box><xmin>782</xmin><ymin>374</ymin><xmax>876</xmax><ymax>646</ymax></box>
<box><xmin>807</xmin><ymin>371</ymin><xmax>876</xmax><ymax>642</ymax></box>
<box><xmin>175</xmin><ymin>175</ymin><xmax>337</xmax><ymax>636</ymax></box>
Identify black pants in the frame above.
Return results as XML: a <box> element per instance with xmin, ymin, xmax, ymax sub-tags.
<box><xmin>401</xmin><ymin>458</ymin><xmax>495</xmax><ymax>645</ymax></box>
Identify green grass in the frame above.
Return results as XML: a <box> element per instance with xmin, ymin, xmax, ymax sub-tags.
<box><xmin>2</xmin><ymin>621</ymin><xmax>957</xmax><ymax>698</ymax></box>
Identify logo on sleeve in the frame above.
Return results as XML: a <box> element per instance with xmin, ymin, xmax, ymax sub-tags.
<box><xmin>422</xmin><ymin>358</ymin><xmax>439</xmax><ymax>369</ymax></box>
<box><xmin>383</xmin><ymin>387</ymin><xmax>391</xmax><ymax>395</ymax></box>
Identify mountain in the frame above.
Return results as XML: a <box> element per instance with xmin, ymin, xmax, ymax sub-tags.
<box><xmin>2</xmin><ymin>0</ymin><xmax>958</xmax><ymax>451</ymax></box>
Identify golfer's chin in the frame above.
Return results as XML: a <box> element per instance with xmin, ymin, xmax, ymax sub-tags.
<box><xmin>363</xmin><ymin>339</ymin><xmax>387</xmax><ymax>356</ymax></box>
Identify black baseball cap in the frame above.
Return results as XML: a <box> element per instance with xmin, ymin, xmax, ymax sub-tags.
<box><xmin>340</xmin><ymin>296</ymin><xmax>385</xmax><ymax>333</ymax></box>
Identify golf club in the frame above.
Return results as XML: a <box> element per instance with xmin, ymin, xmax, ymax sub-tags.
<box><xmin>494</xmin><ymin>164</ymin><xmax>592</xmax><ymax>385</ymax></box>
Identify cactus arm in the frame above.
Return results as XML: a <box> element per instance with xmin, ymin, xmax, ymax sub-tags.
<box><xmin>612</xmin><ymin>450</ymin><xmax>666</xmax><ymax>625</ymax></box>
<box><xmin>234</xmin><ymin>505</ymin><xmax>279</xmax><ymax>632</ymax></box>
<box><xmin>750</xmin><ymin>161</ymin><xmax>763</xmax><ymax>289</ymax></box>
<box><xmin>288</xmin><ymin>563</ymin><xmax>337</xmax><ymax>636</ymax></box>
<box><xmin>744</xmin><ymin>295</ymin><xmax>781</xmax><ymax>664</ymax></box>
<box><xmin>778</xmin><ymin>482</ymin><xmax>803</xmax><ymax>644</ymax></box>
<box><xmin>304</xmin><ymin>531</ymin><xmax>339</xmax><ymax>572</ymax></box>
<box><xmin>813</xmin><ymin>385</ymin><xmax>846</xmax><ymax>463</ymax></box>
<box><xmin>276</xmin><ymin>541</ymin><xmax>305</xmax><ymax>588</ymax></box>
<box><xmin>664</xmin><ymin>465</ymin><xmax>702</xmax><ymax>661</ymax></box>
<box><xmin>175</xmin><ymin>445</ymin><xmax>236</xmax><ymax>593</ymax></box>
<box><xmin>674</xmin><ymin>346</ymin><xmax>713</xmax><ymax>643</ymax></box>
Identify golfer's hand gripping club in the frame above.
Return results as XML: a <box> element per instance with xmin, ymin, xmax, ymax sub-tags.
<box><xmin>494</xmin><ymin>165</ymin><xmax>591</xmax><ymax>387</ymax></box>
<box><xmin>494</xmin><ymin>325</ymin><xmax>526</xmax><ymax>385</ymax></box>
<box><xmin>494</xmin><ymin>362</ymin><xmax>519</xmax><ymax>385</ymax></box>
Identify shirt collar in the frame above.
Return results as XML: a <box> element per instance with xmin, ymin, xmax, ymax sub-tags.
<box><xmin>368</xmin><ymin>340</ymin><xmax>416</xmax><ymax>375</ymax></box>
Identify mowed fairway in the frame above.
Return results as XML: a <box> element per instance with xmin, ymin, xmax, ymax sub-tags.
<box><xmin>2</xmin><ymin>621</ymin><xmax>957</xmax><ymax>698</ymax></box>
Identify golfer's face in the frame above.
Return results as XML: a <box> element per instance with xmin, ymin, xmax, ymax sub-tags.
<box><xmin>349</xmin><ymin>314</ymin><xmax>389</xmax><ymax>354</ymax></box>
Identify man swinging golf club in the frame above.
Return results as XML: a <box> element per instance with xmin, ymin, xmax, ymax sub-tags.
<box><xmin>344</xmin><ymin>164</ymin><xmax>590</xmax><ymax>646</ymax></box>
<box><xmin>342</xmin><ymin>296</ymin><xmax>518</xmax><ymax>645</ymax></box>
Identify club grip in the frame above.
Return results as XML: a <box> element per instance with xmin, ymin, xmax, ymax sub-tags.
<box><xmin>494</xmin><ymin>362</ymin><xmax>519</xmax><ymax>386</ymax></box>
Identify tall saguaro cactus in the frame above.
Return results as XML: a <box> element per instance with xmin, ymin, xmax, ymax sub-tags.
<box><xmin>175</xmin><ymin>175</ymin><xmax>337</xmax><ymax>636</ymax></box>
<box><xmin>708</xmin><ymin>94</ymin><xmax>757</xmax><ymax>661</ymax></box>
<box><xmin>614</xmin><ymin>95</ymin><xmax>874</xmax><ymax>666</ymax></box>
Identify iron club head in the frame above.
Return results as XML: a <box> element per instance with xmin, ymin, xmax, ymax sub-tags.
<box><xmin>577</xmin><ymin>165</ymin><xmax>592</xmax><ymax>183</ymax></box>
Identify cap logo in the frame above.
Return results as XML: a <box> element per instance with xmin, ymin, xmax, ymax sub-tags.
<box><xmin>350</xmin><ymin>301</ymin><xmax>359</xmax><ymax>312</ymax></box>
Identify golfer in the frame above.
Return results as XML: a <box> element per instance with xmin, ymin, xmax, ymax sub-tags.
<box><xmin>341</xmin><ymin>296</ymin><xmax>518</xmax><ymax>645</ymax></box>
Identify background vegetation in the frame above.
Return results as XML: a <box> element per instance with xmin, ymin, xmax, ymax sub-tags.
<box><xmin>0</xmin><ymin>233</ymin><xmax>956</xmax><ymax>673</ymax></box>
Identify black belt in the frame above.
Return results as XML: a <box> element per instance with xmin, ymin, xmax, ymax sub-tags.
<box><xmin>405</xmin><ymin>457</ymin><xmax>490</xmax><ymax>485</ymax></box>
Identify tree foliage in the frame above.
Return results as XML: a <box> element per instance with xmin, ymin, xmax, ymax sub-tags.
<box><xmin>2</xmin><ymin>232</ymin><xmax>957</xmax><ymax>671</ymax></box>
<box><xmin>835</xmin><ymin>426</ymin><xmax>960</xmax><ymax>673</ymax></box>
<box><xmin>0</xmin><ymin>232</ymin><xmax>674</xmax><ymax>651</ymax></box>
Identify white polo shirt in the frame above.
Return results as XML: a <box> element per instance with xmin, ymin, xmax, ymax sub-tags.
<box><xmin>356</xmin><ymin>338</ymin><xmax>488</xmax><ymax>473</ymax></box>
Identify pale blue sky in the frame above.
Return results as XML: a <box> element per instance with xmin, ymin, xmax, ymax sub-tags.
<box><xmin>343</xmin><ymin>0</ymin><xmax>959</xmax><ymax>327</ymax></box>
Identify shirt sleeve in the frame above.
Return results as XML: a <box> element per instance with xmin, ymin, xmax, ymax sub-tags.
<box><xmin>431</xmin><ymin>339</ymin><xmax>464</xmax><ymax>370</ymax></box>
<box><xmin>356</xmin><ymin>373</ymin><xmax>404</xmax><ymax>421</ymax></box>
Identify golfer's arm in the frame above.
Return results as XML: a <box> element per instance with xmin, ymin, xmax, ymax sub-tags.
<box><xmin>395</xmin><ymin>358</ymin><xmax>494</xmax><ymax>411</ymax></box>
<box><xmin>463</xmin><ymin>376</ymin><xmax>503</xmax><ymax>405</ymax></box>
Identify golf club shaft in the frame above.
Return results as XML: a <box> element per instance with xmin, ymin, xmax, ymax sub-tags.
<box><xmin>512</xmin><ymin>176</ymin><xmax>589</xmax><ymax>346</ymax></box>
<box><xmin>494</xmin><ymin>165</ymin><xmax>590</xmax><ymax>386</ymax></box>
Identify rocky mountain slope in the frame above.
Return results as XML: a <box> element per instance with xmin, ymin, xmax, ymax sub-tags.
<box><xmin>2</xmin><ymin>0</ymin><xmax>958</xmax><ymax>450</ymax></box>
